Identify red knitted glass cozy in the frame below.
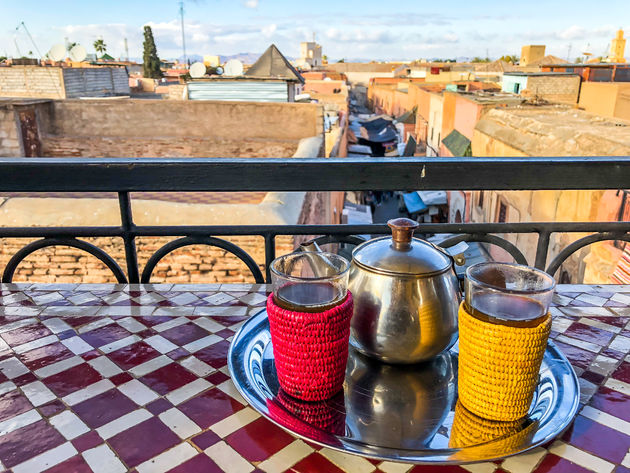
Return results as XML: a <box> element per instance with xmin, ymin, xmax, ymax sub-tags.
<box><xmin>266</xmin><ymin>291</ymin><xmax>354</xmax><ymax>401</ymax></box>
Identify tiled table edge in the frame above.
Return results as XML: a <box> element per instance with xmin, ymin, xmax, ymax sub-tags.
<box><xmin>0</xmin><ymin>283</ymin><xmax>626</xmax><ymax>473</ymax></box>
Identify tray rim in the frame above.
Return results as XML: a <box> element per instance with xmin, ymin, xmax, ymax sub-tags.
<box><xmin>228</xmin><ymin>308</ymin><xmax>580</xmax><ymax>465</ymax></box>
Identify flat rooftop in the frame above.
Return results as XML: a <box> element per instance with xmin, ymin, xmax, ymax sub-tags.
<box><xmin>503</xmin><ymin>72</ymin><xmax>579</xmax><ymax>77</ymax></box>
<box><xmin>475</xmin><ymin>105</ymin><xmax>630</xmax><ymax>156</ymax></box>
<box><xmin>456</xmin><ymin>91</ymin><xmax>523</xmax><ymax>105</ymax></box>
<box><xmin>542</xmin><ymin>63</ymin><xmax>630</xmax><ymax>68</ymax></box>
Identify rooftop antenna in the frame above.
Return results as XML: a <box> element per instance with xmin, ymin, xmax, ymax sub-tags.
<box><xmin>179</xmin><ymin>0</ymin><xmax>187</xmax><ymax>66</ymax></box>
<box><xmin>312</xmin><ymin>32</ymin><xmax>316</xmax><ymax>42</ymax></box>
<box><xmin>567</xmin><ymin>43</ymin><xmax>572</xmax><ymax>62</ymax></box>
<box><xmin>124</xmin><ymin>38</ymin><xmax>129</xmax><ymax>62</ymax></box>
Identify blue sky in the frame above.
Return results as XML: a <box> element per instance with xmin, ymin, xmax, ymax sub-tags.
<box><xmin>2</xmin><ymin>1</ymin><xmax>629</xmax><ymax>61</ymax></box>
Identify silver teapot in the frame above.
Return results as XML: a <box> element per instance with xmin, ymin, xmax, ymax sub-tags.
<box><xmin>348</xmin><ymin>218</ymin><xmax>461</xmax><ymax>364</ymax></box>
<box><xmin>300</xmin><ymin>218</ymin><xmax>462</xmax><ymax>364</ymax></box>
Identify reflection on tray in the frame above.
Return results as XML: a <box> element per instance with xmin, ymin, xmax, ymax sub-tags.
<box><xmin>267</xmin><ymin>389</ymin><xmax>346</xmax><ymax>441</ymax></box>
<box><xmin>345</xmin><ymin>349</ymin><xmax>456</xmax><ymax>449</ymax></box>
<box><xmin>450</xmin><ymin>401</ymin><xmax>538</xmax><ymax>460</ymax></box>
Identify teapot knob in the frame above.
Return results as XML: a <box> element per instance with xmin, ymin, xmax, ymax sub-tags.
<box><xmin>387</xmin><ymin>218</ymin><xmax>419</xmax><ymax>249</ymax></box>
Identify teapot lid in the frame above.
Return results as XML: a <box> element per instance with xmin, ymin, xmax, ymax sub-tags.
<box><xmin>352</xmin><ymin>218</ymin><xmax>452</xmax><ymax>276</ymax></box>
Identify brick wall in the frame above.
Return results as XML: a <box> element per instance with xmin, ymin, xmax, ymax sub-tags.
<box><xmin>45</xmin><ymin>100</ymin><xmax>323</xmax><ymax>141</ymax></box>
<box><xmin>42</xmin><ymin>135</ymin><xmax>298</xmax><ymax>158</ymax></box>
<box><xmin>523</xmin><ymin>75</ymin><xmax>581</xmax><ymax>104</ymax></box>
<box><xmin>0</xmin><ymin>235</ymin><xmax>295</xmax><ymax>284</ymax></box>
<box><xmin>0</xmin><ymin>67</ymin><xmax>65</xmax><ymax>99</ymax></box>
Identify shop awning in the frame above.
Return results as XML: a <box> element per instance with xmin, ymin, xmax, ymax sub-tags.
<box><xmin>442</xmin><ymin>129</ymin><xmax>472</xmax><ymax>157</ymax></box>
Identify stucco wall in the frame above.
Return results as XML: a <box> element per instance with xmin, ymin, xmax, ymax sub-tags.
<box><xmin>579</xmin><ymin>82</ymin><xmax>630</xmax><ymax>121</ymax></box>
<box><xmin>453</xmin><ymin>96</ymin><xmax>482</xmax><ymax>140</ymax></box>
<box><xmin>502</xmin><ymin>75</ymin><xmax>529</xmax><ymax>94</ymax></box>
<box><xmin>427</xmin><ymin>93</ymin><xmax>444</xmax><ymax>156</ymax></box>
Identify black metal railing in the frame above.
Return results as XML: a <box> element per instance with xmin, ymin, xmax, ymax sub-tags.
<box><xmin>1</xmin><ymin>157</ymin><xmax>630</xmax><ymax>284</ymax></box>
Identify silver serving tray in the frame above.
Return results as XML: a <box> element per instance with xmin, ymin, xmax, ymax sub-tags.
<box><xmin>228</xmin><ymin>309</ymin><xmax>579</xmax><ymax>464</ymax></box>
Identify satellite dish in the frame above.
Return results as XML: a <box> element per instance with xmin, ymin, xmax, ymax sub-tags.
<box><xmin>189</xmin><ymin>62</ymin><xmax>207</xmax><ymax>78</ymax></box>
<box><xmin>215</xmin><ymin>66</ymin><xmax>224</xmax><ymax>75</ymax></box>
<box><xmin>49</xmin><ymin>44</ymin><xmax>66</xmax><ymax>62</ymax></box>
<box><xmin>69</xmin><ymin>44</ymin><xmax>87</xmax><ymax>62</ymax></box>
<box><xmin>223</xmin><ymin>59</ymin><xmax>244</xmax><ymax>76</ymax></box>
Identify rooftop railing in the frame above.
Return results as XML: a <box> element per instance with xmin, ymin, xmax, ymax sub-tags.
<box><xmin>1</xmin><ymin>156</ymin><xmax>629</xmax><ymax>284</ymax></box>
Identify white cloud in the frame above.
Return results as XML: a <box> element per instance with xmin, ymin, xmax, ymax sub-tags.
<box><xmin>244</xmin><ymin>0</ymin><xmax>258</xmax><ymax>8</ymax></box>
<box><xmin>261</xmin><ymin>24</ymin><xmax>277</xmax><ymax>37</ymax></box>
<box><xmin>556</xmin><ymin>25</ymin><xmax>587</xmax><ymax>40</ymax></box>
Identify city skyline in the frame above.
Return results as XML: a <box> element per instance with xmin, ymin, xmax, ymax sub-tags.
<box><xmin>2</xmin><ymin>0</ymin><xmax>630</xmax><ymax>62</ymax></box>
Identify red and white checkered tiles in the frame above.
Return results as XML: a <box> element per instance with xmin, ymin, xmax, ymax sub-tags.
<box><xmin>0</xmin><ymin>283</ymin><xmax>628</xmax><ymax>473</ymax></box>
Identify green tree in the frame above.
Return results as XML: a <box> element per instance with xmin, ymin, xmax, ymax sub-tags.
<box><xmin>575</xmin><ymin>57</ymin><xmax>584</xmax><ymax>64</ymax></box>
<box><xmin>93</xmin><ymin>38</ymin><xmax>106</xmax><ymax>57</ymax></box>
<box><xmin>499</xmin><ymin>55</ymin><xmax>519</xmax><ymax>64</ymax></box>
<box><xmin>66</xmin><ymin>42</ymin><xmax>77</xmax><ymax>52</ymax></box>
<box><xmin>337</xmin><ymin>58</ymin><xmax>345</xmax><ymax>63</ymax></box>
<box><xmin>472</xmin><ymin>57</ymin><xmax>490</xmax><ymax>63</ymax></box>
<box><xmin>143</xmin><ymin>25</ymin><xmax>162</xmax><ymax>78</ymax></box>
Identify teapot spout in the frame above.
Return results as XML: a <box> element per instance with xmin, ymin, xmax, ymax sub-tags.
<box><xmin>299</xmin><ymin>240</ymin><xmax>339</xmax><ymax>277</ymax></box>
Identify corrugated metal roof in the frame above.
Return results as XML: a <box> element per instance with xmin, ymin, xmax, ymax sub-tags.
<box><xmin>187</xmin><ymin>81</ymin><xmax>289</xmax><ymax>102</ymax></box>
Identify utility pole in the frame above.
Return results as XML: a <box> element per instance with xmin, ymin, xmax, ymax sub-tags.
<box><xmin>179</xmin><ymin>1</ymin><xmax>187</xmax><ymax>67</ymax></box>
<box><xmin>486</xmin><ymin>48</ymin><xmax>489</xmax><ymax>60</ymax></box>
<box><xmin>567</xmin><ymin>43</ymin><xmax>572</xmax><ymax>62</ymax></box>
<box><xmin>124</xmin><ymin>38</ymin><xmax>129</xmax><ymax>61</ymax></box>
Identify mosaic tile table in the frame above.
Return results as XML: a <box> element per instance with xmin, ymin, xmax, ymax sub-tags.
<box><xmin>0</xmin><ymin>283</ymin><xmax>629</xmax><ymax>473</ymax></box>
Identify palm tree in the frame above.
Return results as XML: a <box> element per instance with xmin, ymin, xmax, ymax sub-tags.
<box><xmin>93</xmin><ymin>39</ymin><xmax>106</xmax><ymax>58</ymax></box>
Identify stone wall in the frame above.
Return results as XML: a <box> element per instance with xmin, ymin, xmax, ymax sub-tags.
<box><xmin>0</xmin><ymin>235</ymin><xmax>295</xmax><ymax>284</ymax></box>
<box><xmin>0</xmin><ymin>105</ymin><xmax>21</xmax><ymax>156</ymax></box>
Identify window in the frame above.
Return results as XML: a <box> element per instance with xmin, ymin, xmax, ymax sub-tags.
<box><xmin>478</xmin><ymin>190</ymin><xmax>484</xmax><ymax>208</ymax></box>
<box><xmin>514</xmin><ymin>83</ymin><xmax>520</xmax><ymax>93</ymax></box>
<box><xmin>497</xmin><ymin>201</ymin><xmax>507</xmax><ymax>223</ymax></box>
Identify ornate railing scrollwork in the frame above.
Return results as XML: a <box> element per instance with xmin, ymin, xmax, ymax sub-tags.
<box><xmin>2</xmin><ymin>238</ymin><xmax>128</xmax><ymax>283</ymax></box>
<box><xmin>546</xmin><ymin>232</ymin><xmax>630</xmax><ymax>276</ymax></box>
<box><xmin>141</xmin><ymin>236</ymin><xmax>265</xmax><ymax>284</ymax></box>
<box><xmin>1</xmin><ymin>157</ymin><xmax>630</xmax><ymax>285</ymax></box>
<box><xmin>438</xmin><ymin>234</ymin><xmax>528</xmax><ymax>265</ymax></box>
